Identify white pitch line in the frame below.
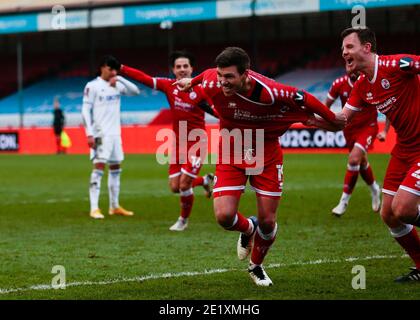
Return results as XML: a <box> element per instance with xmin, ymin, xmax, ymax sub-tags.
<box><xmin>0</xmin><ymin>253</ymin><xmax>408</xmax><ymax>295</ymax></box>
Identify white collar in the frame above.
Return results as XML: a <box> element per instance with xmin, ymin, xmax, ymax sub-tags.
<box><xmin>347</xmin><ymin>76</ymin><xmax>354</xmax><ymax>88</ymax></box>
<box><xmin>368</xmin><ymin>54</ymin><xmax>379</xmax><ymax>84</ymax></box>
<box><xmin>234</xmin><ymin>75</ymin><xmax>275</xmax><ymax>106</ymax></box>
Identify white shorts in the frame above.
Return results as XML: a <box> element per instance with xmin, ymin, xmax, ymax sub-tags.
<box><xmin>90</xmin><ymin>135</ymin><xmax>124</xmax><ymax>164</ymax></box>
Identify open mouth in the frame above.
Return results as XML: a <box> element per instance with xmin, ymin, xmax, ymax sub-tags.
<box><xmin>346</xmin><ymin>57</ymin><xmax>354</xmax><ymax>67</ymax></box>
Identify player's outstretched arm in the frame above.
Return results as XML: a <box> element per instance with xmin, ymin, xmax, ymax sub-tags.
<box><xmin>325</xmin><ymin>96</ymin><xmax>335</xmax><ymax>108</ymax></box>
<box><xmin>300</xmin><ymin>91</ymin><xmax>345</xmax><ymax>128</ymax></box>
<box><xmin>120</xmin><ymin>64</ymin><xmax>155</xmax><ymax>89</ymax></box>
<box><xmin>305</xmin><ymin>112</ymin><xmax>347</xmax><ymax>131</ymax></box>
<box><xmin>173</xmin><ymin>71</ymin><xmax>205</xmax><ymax>91</ymax></box>
<box><xmin>398</xmin><ymin>55</ymin><xmax>420</xmax><ymax>74</ymax></box>
<box><xmin>116</xmin><ymin>76</ymin><xmax>140</xmax><ymax>96</ymax></box>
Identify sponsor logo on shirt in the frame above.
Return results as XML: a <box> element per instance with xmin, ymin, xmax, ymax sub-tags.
<box><xmin>98</xmin><ymin>95</ymin><xmax>119</xmax><ymax>102</ymax></box>
<box><xmin>228</xmin><ymin>102</ymin><xmax>237</xmax><ymax>109</ymax></box>
<box><xmin>174</xmin><ymin>97</ymin><xmax>193</xmax><ymax>111</ymax></box>
<box><xmin>375</xmin><ymin>96</ymin><xmax>397</xmax><ymax>114</ymax></box>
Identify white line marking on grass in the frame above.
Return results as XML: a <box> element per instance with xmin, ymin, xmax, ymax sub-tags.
<box><xmin>0</xmin><ymin>254</ymin><xmax>408</xmax><ymax>295</ymax></box>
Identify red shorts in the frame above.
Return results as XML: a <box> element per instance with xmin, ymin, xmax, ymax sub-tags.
<box><xmin>383</xmin><ymin>155</ymin><xmax>420</xmax><ymax>196</ymax></box>
<box><xmin>213</xmin><ymin>142</ymin><xmax>283</xmax><ymax>199</ymax></box>
<box><xmin>344</xmin><ymin>124</ymin><xmax>378</xmax><ymax>153</ymax></box>
<box><xmin>168</xmin><ymin>141</ymin><xmax>206</xmax><ymax>179</ymax></box>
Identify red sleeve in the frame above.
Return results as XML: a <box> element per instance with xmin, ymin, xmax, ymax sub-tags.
<box><xmin>120</xmin><ymin>65</ymin><xmax>172</xmax><ymax>92</ymax></box>
<box><xmin>191</xmin><ymin>71</ymin><xmax>206</xmax><ymax>87</ymax></box>
<box><xmin>327</xmin><ymin>79</ymin><xmax>340</xmax><ymax>101</ymax></box>
<box><xmin>384</xmin><ymin>54</ymin><xmax>420</xmax><ymax>75</ymax></box>
<box><xmin>302</xmin><ymin>91</ymin><xmax>336</xmax><ymax>123</ymax></box>
<box><xmin>345</xmin><ymin>80</ymin><xmax>365</xmax><ymax>112</ymax></box>
<box><xmin>197</xmin><ymin>85</ymin><xmax>213</xmax><ymax>106</ymax></box>
<box><xmin>273</xmin><ymin>82</ymin><xmax>336</xmax><ymax>123</ymax></box>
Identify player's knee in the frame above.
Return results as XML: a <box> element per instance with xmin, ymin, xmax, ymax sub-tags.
<box><xmin>380</xmin><ymin>204</ymin><xmax>395</xmax><ymax>226</ymax></box>
<box><xmin>94</xmin><ymin>162</ymin><xmax>105</xmax><ymax>170</ymax></box>
<box><xmin>169</xmin><ymin>181</ymin><xmax>179</xmax><ymax>193</ymax></box>
<box><xmin>392</xmin><ymin>199</ymin><xmax>416</xmax><ymax>223</ymax></box>
<box><xmin>348</xmin><ymin>156</ymin><xmax>361</xmax><ymax>167</ymax></box>
<box><xmin>179</xmin><ymin>180</ymin><xmax>192</xmax><ymax>192</ymax></box>
<box><xmin>109</xmin><ymin>163</ymin><xmax>120</xmax><ymax>170</ymax></box>
<box><xmin>257</xmin><ymin>216</ymin><xmax>276</xmax><ymax>234</ymax></box>
<box><xmin>214</xmin><ymin>207</ymin><xmax>236</xmax><ymax>228</ymax></box>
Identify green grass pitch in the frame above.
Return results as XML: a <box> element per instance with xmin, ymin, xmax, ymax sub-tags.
<box><xmin>0</xmin><ymin>153</ymin><xmax>419</xmax><ymax>299</ymax></box>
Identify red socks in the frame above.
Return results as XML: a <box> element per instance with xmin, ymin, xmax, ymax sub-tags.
<box><xmin>192</xmin><ymin>176</ymin><xmax>204</xmax><ymax>187</ymax></box>
<box><xmin>251</xmin><ymin>225</ymin><xmax>277</xmax><ymax>265</ymax></box>
<box><xmin>226</xmin><ymin>212</ymin><xmax>250</xmax><ymax>233</ymax></box>
<box><xmin>343</xmin><ymin>164</ymin><xmax>360</xmax><ymax>194</ymax></box>
<box><xmin>180</xmin><ymin>189</ymin><xmax>194</xmax><ymax>219</ymax></box>
<box><xmin>360</xmin><ymin>163</ymin><xmax>375</xmax><ymax>186</ymax></box>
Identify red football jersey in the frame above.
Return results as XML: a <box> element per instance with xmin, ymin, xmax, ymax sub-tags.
<box><xmin>345</xmin><ymin>54</ymin><xmax>420</xmax><ymax>159</ymax></box>
<box><xmin>328</xmin><ymin>74</ymin><xmax>378</xmax><ymax>132</ymax></box>
<box><xmin>196</xmin><ymin>68</ymin><xmax>332</xmax><ymax>141</ymax></box>
<box><xmin>121</xmin><ymin>65</ymin><xmax>210</xmax><ymax>136</ymax></box>
<box><xmin>153</xmin><ymin>78</ymin><xmax>208</xmax><ymax>135</ymax></box>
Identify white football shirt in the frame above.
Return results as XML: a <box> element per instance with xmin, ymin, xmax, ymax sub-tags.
<box><xmin>82</xmin><ymin>76</ymin><xmax>138</xmax><ymax>137</ymax></box>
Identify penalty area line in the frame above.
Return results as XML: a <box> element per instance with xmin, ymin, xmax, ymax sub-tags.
<box><xmin>0</xmin><ymin>253</ymin><xmax>408</xmax><ymax>295</ymax></box>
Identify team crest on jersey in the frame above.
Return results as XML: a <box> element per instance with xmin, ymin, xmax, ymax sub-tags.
<box><xmin>228</xmin><ymin>102</ymin><xmax>236</xmax><ymax>108</ymax></box>
<box><xmin>189</xmin><ymin>91</ymin><xmax>197</xmax><ymax>100</ymax></box>
<box><xmin>366</xmin><ymin>92</ymin><xmax>373</xmax><ymax>100</ymax></box>
<box><xmin>381</xmin><ymin>78</ymin><xmax>390</xmax><ymax>90</ymax></box>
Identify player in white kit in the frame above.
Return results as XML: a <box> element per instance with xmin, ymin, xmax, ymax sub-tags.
<box><xmin>82</xmin><ymin>55</ymin><xmax>140</xmax><ymax>219</ymax></box>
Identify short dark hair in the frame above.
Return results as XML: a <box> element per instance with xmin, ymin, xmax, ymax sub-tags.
<box><xmin>215</xmin><ymin>47</ymin><xmax>250</xmax><ymax>74</ymax></box>
<box><xmin>169</xmin><ymin>50</ymin><xmax>195</xmax><ymax>67</ymax></box>
<box><xmin>99</xmin><ymin>55</ymin><xmax>121</xmax><ymax>71</ymax></box>
<box><xmin>341</xmin><ymin>27</ymin><xmax>377</xmax><ymax>53</ymax></box>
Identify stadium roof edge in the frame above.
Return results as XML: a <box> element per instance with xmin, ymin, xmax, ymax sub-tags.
<box><xmin>0</xmin><ymin>0</ymin><xmax>181</xmax><ymax>15</ymax></box>
<box><xmin>0</xmin><ymin>0</ymin><xmax>418</xmax><ymax>36</ymax></box>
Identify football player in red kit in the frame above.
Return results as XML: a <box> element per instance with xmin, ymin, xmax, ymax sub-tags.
<box><xmin>120</xmin><ymin>51</ymin><xmax>217</xmax><ymax>231</ymax></box>
<box><xmin>176</xmin><ymin>47</ymin><xmax>345</xmax><ymax>286</ymax></box>
<box><xmin>330</xmin><ymin>27</ymin><xmax>420</xmax><ymax>282</ymax></box>
<box><xmin>326</xmin><ymin>66</ymin><xmax>381</xmax><ymax>216</ymax></box>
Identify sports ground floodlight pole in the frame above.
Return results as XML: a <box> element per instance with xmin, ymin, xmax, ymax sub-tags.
<box><xmin>17</xmin><ymin>34</ymin><xmax>24</xmax><ymax>128</ymax></box>
<box><xmin>160</xmin><ymin>20</ymin><xmax>174</xmax><ymax>77</ymax></box>
<box><xmin>88</xmin><ymin>2</ymin><xmax>95</xmax><ymax>77</ymax></box>
<box><xmin>250</xmin><ymin>0</ymin><xmax>259</xmax><ymax>73</ymax></box>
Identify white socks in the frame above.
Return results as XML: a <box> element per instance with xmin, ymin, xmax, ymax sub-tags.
<box><xmin>108</xmin><ymin>168</ymin><xmax>122</xmax><ymax>209</ymax></box>
<box><xmin>340</xmin><ymin>192</ymin><xmax>351</xmax><ymax>204</ymax></box>
<box><xmin>89</xmin><ymin>169</ymin><xmax>104</xmax><ymax>211</ymax></box>
<box><xmin>369</xmin><ymin>181</ymin><xmax>380</xmax><ymax>193</ymax></box>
